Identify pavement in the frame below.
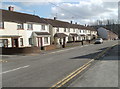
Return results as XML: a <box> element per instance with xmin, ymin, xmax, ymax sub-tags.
<box><xmin>0</xmin><ymin>40</ymin><xmax>118</xmax><ymax>88</ymax></box>
<box><xmin>69</xmin><ymin>43</ymin><xmax>119</xmax><ymax>88</ymax></box>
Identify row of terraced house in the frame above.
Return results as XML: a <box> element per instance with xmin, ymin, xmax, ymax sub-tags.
<box><xmin>0</xmin><ymin>7</ymin><xmax>97</xmax><ymax>53</ymax></box>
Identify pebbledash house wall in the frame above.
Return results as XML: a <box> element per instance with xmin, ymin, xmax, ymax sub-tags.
<box><xmin>51</xmin><ymin>27</ymin><xmax>79</xmax><ymax>44</ymax></box>
<box><xmin>51</xmin><ymin>27</ymin><xmax>68</xmax><ymax>44</ymax></box>
<box><xmin>0</xmin><ymin>21</ymin><xmax>51</xmax><ymax>48</ymax></box>
<box><xmin>31</xmin><ymin>23</ymin><xmax>50</xmax><ymax>47</ymax></box>
<box><xmin>49</xmin><ymin>25</ymin><xmax>97</xmax><ymax>45</ymax></box>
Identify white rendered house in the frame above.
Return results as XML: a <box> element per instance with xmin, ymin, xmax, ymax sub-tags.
<box><xmin>0</xmin><ymin>7</ymin><xmax>50</xmax><ymax>48</ymax></box>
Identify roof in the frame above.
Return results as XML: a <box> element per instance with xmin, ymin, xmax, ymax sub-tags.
<box><xmin>34</xmin><ymin>32</ymin><xmax>50</xmax><ymax>35</ymax></box>
<box><xmin>87</xmin><ymin>34</ymin><xmax>91</xmax><ymax>36</ymax></box>
<box><xmin>70</xmin><ymin>33</ymin><xmax>78</xmax><ymax>36</ymax></box>
<box><xmin>43</xmin><ymin>18</ymin><xmax>96</xmax><ymax>31</ymax></box>
<box><xmin>0</xmin><ymin>9</ymin><xmax>48</xmax><ymax>24</ymax></box>
<box><xmin>54</xmin><ymin>33</ymin><xmax>68</xmax><ymax>38</ymax></box>
<box><xmin>0</xmin><ymin>9</ymin><xmax>96</xmax><ymax>31</ymax></box>
<box><xmin>80</xmin><ymin>34</ymin><xmax>85</xmax><ymax>36</ymax></box>
<box><xmin>0</xmin><ymin>35</ymin><xmax>21</xmax><ymax>38</ymax></box>
<box><xmin>43</xmin><ymin>18</ymin><xmax>70</xmax><ymax>28</ymax></box>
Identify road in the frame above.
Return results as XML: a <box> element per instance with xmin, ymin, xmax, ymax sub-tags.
<box><xmin>69</xmin><ymin>44</ymin><xmax>119</xmax><ymax>88</ymax></box>
<box><xmin>1</xmin><ymin>40</ymin><xmax>118</xmax><ymax>87</ymax></box>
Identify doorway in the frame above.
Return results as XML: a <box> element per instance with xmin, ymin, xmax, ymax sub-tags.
<box><xmin>12</xmin><ymin>38</ymin><xmax>19</xmax><ymax>47</ymax></box>
<box><xmin>37</xmin><ymin>37</ymin><xmax>43</xmax><ymax>47</ymax></box>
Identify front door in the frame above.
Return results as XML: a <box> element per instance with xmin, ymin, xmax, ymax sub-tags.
<box><xmin>12</xmin><ymin>38</ymin><xmax>19</xmax><ymax>47</ymax></box>
<box><xmin>37</xmin><ymin>37</ymin><xmax>42</xmax><ymax>47</ymax></box>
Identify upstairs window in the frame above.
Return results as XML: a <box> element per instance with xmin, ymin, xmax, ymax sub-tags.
<box><xmin>0</xmin><ymin>21</ymin><xmax>4</xmax><ymax>29</ymax></box>
<box><xmin>56</xmin><ymin>28</ymin><xmax>59</xmax><ymax>32</ymax></box>
<box><xmin>73</xmin><ymin>29</ymin><xmax>75</xmax><ymax>32</ymax></box>
<box><xmin>41</xmin><ymin>25</ymin><xmax>45</xmax><ymax>30</ymax></box>
<box><xmin>68</xmin><ymin>28</ymin><xmax>70</xmax><ymax>32</ymax></box>
<box><xmin>17</xmin><ymin>23</ymin><xmax>24</xmax><ymax>29</ymax></box>
<box><xmin>64</xmin><ymin>28</ymin><xmax>67</xmax><ymax>32</ymax></box>
<box><xmin>27</xmin><ymin>24</ymin><xmax>33</xmax><ymax>30</ymax></box>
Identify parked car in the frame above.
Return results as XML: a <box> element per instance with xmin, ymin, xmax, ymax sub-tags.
<box><xmin>94</xmin><ymin>38</ymin><xmax>103</xmax><ymax>44</ymax></box>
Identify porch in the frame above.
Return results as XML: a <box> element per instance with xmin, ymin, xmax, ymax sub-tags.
<box><xmin>0</xmin><ymin>35</ymin><xmax>21</xmax><ymax>48</ymax></box>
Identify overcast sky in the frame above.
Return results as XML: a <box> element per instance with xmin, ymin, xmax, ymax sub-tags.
<box><xmin>1</xmin><ymin>0</ymin><xmax>119</xmax><ymax>25</ymax></box>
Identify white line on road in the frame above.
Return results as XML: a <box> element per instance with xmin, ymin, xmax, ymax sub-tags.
<box><xmin>0</xmin><ymin>65</ymin><xmax>30</xmax><ymax>74</ymax></box>
<box><xmin>46</xmin><ymin>44</ymin><xmax>94</xmax><ymax>55</ymax></box>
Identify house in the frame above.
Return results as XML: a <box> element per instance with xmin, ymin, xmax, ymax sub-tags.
<box><xmin>72</xmin><ymin>25</ymin><xmax>97</xmax><ymax>41</ymax></box>
<box><xmin>43</xmin><ymin>18</ymin><xmax>70</xmax><ymax>47</ymax></box>
<box><xmin>85</xmin><ymin>26</ymin><xmax>97</xmax><ymax>40</ymax></box>
<box><xmin>44</xmin><ymin>18</ymin><xmax>97</xmax><ymax>47</ymax></box>
<box><xmin>0</xmin><ymin>7</ymin><xmax>51</xmax><ymax>49</ymax></box>
<box><xmin>97</xmin><ymin>27</ymin><xmax>118</xmax><ymax>40</ymax></box>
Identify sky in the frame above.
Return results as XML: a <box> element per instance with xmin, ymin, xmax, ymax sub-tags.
<box><xmin>1</xmin><ymin>0</ymin><xmax>119</xmax><ymax>25</ymax></box>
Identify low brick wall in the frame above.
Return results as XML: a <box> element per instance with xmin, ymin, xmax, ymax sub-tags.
<box><xmin>66</xmin><ymin>42</ymin><xmax>82</xmax><ymax>47</ymax></box>
<box><xmin>43</xmin><ymin>45</ymin><xmax>57</xmax><ymax>51</ymax></box>
<box><xmin>0</xmin><ymin>47</ymin><xmax>41</xmax><ymax>55</ymax></box>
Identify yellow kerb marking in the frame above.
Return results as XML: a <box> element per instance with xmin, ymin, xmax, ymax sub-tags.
<box><xmin>49</xmin><ymin>43</ymin><xmax>117</xmax><ymax>89</ymax></box>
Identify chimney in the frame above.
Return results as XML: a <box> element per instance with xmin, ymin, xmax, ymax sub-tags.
<box><xmin>8</xmin><ymin>6</ymin><xmax>14</xmax><ymax>11</ymax></box>
<box><xmin>54</xmin><ymin>17</ymin><xmax>56</xmax><ymax>20</ymax></box>
<box><xmin>75</xmin><ymin>22</ymin><xmax>77</xmax><ymax>24</ymax></box>
<box><xmin>70</xmin><ymin>21</ymin><xmax>72</xmax><ymax>24</ymax></box>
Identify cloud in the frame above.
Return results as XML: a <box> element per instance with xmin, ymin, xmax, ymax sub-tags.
<box><xmin>51</xmin><ymin>0</ymin><xmax>118</xmax><ymax>24</ymax></box>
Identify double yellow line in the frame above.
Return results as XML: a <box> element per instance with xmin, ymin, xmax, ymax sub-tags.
<box><xmin>49</xmin><ymin>59</ymin><xmax>94</xmax><ymax>89</ymax></box>
<box><xmin>49</xmin><ymin>43</ymin><xmax>118</xmax><ymax>89</ymax></box>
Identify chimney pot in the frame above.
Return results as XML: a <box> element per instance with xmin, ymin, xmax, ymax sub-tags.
<box><xmin>8</xmin><ymin>6</ymin><xmax>14</xmax><ymax>11</ymax></box>
<box><xmin>70</xmin><ymin>21</ymin><xmax>72</xmax><ymax>24</ymax></box>
<box><xmin>54</xmin><ymin>17</ymin><xmax>56</xmax><ymax>20</ymax></box>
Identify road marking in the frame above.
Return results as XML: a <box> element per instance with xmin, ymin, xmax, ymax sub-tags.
<box><xmin>50</xmin><ymin>59</ymin><xmax>94</xmax><ymax>89</ymax></box>
<box><xmin>57</xmin><ymin>64</ymin><xmax>91</xmax><ymax>88</ymax></box>
<box><xmin>49</xmin><ymin>43</ymin><xmax>118</xmax><ymax>89</ymax></box>
<box><xmin>47</xmin><ymin>44</ymin><xmax>93</xmax><ymax>55</ymax></box>
<box><xmin>0</xmin><ymin>65</ymin><xmax>30</xmax><ymax>74</ymax></box>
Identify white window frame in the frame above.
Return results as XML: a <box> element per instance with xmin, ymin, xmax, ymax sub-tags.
<box><xmin>64</xmin><ymin>28</ymin><xmax>67</xmax><ymax>32</ymax></box>
<box><xmin>41</xmin><ymin>25</ymin><xmax>45</xmax><ymax>30</ymax></box>
<box><xmin>56</xmin><ymin>28</ymin><xmax>59</xmax><ymax>32</ymax></box>
<box><xmin>17</xmin><ymin>23</ymin><xmax>24</xmax><ymax>29</ymax></box>
<box><xmin>0</xmin><ymin>21</ymin><xmax>4</xmax><ymax>29</ymax></box>
<box><xmin>27</xmin><ymin>23</ymin><xmax>33</xmax><ymax>30</ymax></box>
<box><xmin>44</xmin><ymin>37</ymin><xmax>49</xmax><ymax>44</ymax></box>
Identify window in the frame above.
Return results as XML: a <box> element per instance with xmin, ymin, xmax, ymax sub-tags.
<box><xmin>0</xmin><ymin>39</ymin><xmax>3</xmax><ymax>47</ymax></box>
<box><xmin>27</xmin><ymin>24</ymin><xmax>33</xmax><ymax>30</ymax></box>
<box><xmin>68</xmin><ymin>28</ymin><xmax>70</xmax><ymax>32</ymax></box>
<box><xmin>20</xmin><ymin>38</ymin><xmax>23</xmax><ymax>46</ymax></box>
<box><xmin>73</xmin><ymin>29</ymin><xmax>75</xmax><ymax>32</ymax></box>
<box><xmin>0</xmin><ymin>39</ymin><xmax>8</xmax><ymax>47</ymax></box>
<box><xmin>64</xmin><ymin>28</ymin><xmax>67</xmax><ymax>32</ymax></box>
<box><xmin>29</xmin><ymin>38</ymin><xmax>32</xmax><ymax>45</ymax></box>
<box><xmin>17</xmin><ymin>23</ymin><xmax>24</xmax><ymax>29</ymax></box>
<box><xmin>44</xmin><ymin>37</ymin><xmax>48</xmax><ymax>44</ymax></box>
<box><xmin>41</xmin><ymin>25</ymin><xmax>45</xmax><ymax>30</ymax></box>
<box><xmin>0</xmin><ymin>21</ymin><xmax>4</xmax><ymax>29</ymax></box>
<box><xmin>56</xmin><ymin>28</ymin><xmax>59</xmax><ymax>32</ymax></box>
